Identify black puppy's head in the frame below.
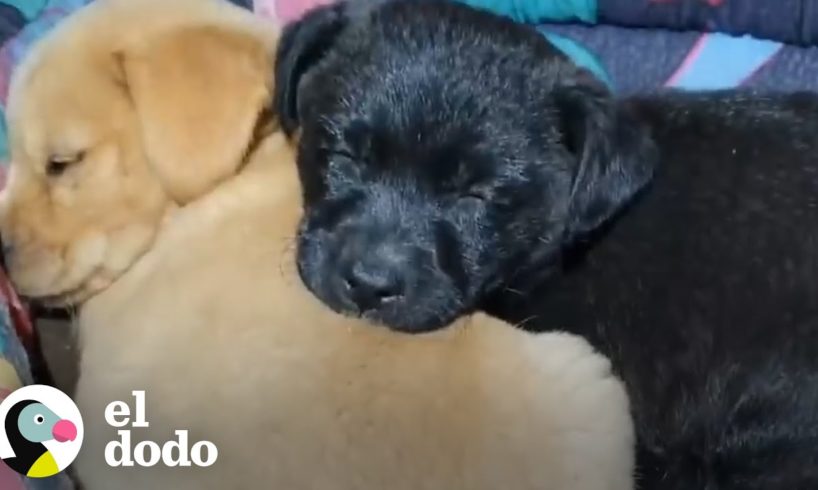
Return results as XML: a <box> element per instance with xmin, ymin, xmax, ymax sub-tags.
<box><xmin>275</xmin><ymin>0</ymin><xmax>655</xmax><ymax>332</ymax></box>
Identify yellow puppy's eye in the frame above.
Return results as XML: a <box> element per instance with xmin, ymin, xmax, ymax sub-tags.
<box><xmin>46</xmin><ymin>152</ymin><xmax>85</xmax><ymax>177</ymax></box>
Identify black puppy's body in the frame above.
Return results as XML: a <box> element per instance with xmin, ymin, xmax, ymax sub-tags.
<box><xmin>487</xmin><ymin>92</ymin><xmax>818</xmax><ymax>488</ymax></box>
<box><xmin>275</xmin><ymin>1</ymin><xmax>818</xmax><ymax>488</ymax></box>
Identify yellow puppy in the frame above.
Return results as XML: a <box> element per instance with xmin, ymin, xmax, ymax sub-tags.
<box><xmin>0</xmin><ymin>1</ymin><xmax>634</xmax><ymax>489</ymax></box>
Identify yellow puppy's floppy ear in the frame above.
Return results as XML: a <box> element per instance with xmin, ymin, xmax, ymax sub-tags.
<box><xmin>118</xmin><ymin>26</ymin><xmax>272</xmax><ymax>204</ymax></box>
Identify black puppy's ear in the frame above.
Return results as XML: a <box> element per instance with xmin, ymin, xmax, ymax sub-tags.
<box><xmin>274</xmin><ymin>3</ymin><xmax>348</xmax><ymax>136</ymax></box>
<box><xmin>554</xmin><ymin>74</ymin><xmax>656</xmax><ymax>237</ymax></box>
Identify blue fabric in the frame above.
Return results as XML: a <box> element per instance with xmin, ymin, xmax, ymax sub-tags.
<box><xmin>542</xmin><ymin>31</ymin><xmax>611</xmax><ymax>87</ymax></box>
<box><xmin>0</xmin><ymin>301</ymin><xmax>31</xmax><ymax>387</ymax></box>
<box><xmin>461</xmin><ymin>0</ymin><xmax>597</xmax><ymax>24</ymax></box>
<box><xmin>1</xmin><ymin>0</ymin><xmax>46</xmax><ymax>20</ymax></box>
<box><xmin>0</xmin><ymin>113</ymin><xmax>7</xmax><ymax>161</ymax></box>
<box><xmin>225</xmin><ymin>0</ymin><xmax>253</xmax><ymax>9</ymax></box>
<box><xmin>542</xmin><ymin>23</ymin><xmax>818</xmax><ymax>95</ymax></box>
<box><xmin>598</xmin><ymin>0</ymin><xmax>818</xmax><ymax>47</ymax></box>
<box><xmin>667</xmin><ymin>33</ymin><xmax>782</xmax><ymax>90</ymax></box>
<box><xmin>0</xmin><ymin>4</ymin><xmax>26</xmax><ymax>47</ymax></box>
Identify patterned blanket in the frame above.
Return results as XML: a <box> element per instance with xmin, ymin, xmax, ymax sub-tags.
<box><xmin>1</xmin><ymin>0</ymin><xmax>818</xmax><ymax>488</ymax></box>
<box><xmin>1</xmin><ymin>0</ymin><xmax>817</xmax><ymax>163</ymax></box>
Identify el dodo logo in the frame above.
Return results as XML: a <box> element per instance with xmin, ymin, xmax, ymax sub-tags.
<box><xmin>0</xmin><ymin>385</ymin><xmax>82</xmax><ymax>478</ymax></box>
<box><xmin>104</xmin><ymin>391</ymin><xmax>218</xmax><ymax>468</ymax></box>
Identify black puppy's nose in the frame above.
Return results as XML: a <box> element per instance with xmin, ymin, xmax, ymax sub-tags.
<box><xmin>342</xmin><ymin>259</ymin><xmax>405</xmax><ymax>312</ymax></box>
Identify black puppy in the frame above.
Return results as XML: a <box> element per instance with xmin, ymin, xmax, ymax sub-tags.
<box><xmin>275</xmin><ymin>1</ymin><xmax>818</xmax><ymax>487</ymax></box>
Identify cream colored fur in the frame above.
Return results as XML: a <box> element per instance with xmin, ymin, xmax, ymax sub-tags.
<box><xmin>0</xmin><ymin>1</ymin><xmax>634</xmax><ymax>489</ymax></box>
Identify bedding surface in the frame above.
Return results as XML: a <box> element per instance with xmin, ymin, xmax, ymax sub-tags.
<box><xmin>0</xmin><ymin>0</ymin><xmax>816</xmax><ymax>161</ymax></box>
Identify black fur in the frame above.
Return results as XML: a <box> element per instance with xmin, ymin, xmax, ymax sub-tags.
<box><xmin>3</xmin><ymin>400</ymin><xmax>43</xmax><ymax>475</ymax></box>
<box><xmin>274</xmin><ymin>1</ymin><xmax>818</xmax><ymax>487</ymax></box>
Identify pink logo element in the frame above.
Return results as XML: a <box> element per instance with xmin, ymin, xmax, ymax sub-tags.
<box><xmin>52</xmin><ymin>420</ymin><xmax>77</xmax><ymax>443</ymax></box>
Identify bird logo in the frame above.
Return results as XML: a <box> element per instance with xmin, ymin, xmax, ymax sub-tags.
<box><xmin>0</xmin><ymin>385</ymin><xmax>83</xmax><ymax>478</ymax></box>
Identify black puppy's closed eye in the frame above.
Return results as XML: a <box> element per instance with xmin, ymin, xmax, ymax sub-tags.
<box><xmin>455</xmin><ymin>187</ymin><xmax>491</xmax><ymax>210</ymax></box>
<box><xmin>460</xmin><ymin>189</ymin><xmax>489</xmax><ymax>202</ymax></box>
<box><xmin>46</xmin><ymin>152</ymin><xmax>84</xmax><ymax>177</ymax></box>
<box><xmin>327</xmin><ymin>152</ymin><xmax>360</xmax><ymax>176</ymax></box>
<box><xmin>453</xmin><ymin>165</ymin><xmax>490</xmax><ymax>203</ymax></box>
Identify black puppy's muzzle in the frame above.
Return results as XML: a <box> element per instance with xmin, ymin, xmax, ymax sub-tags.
<box><xmin>333</xmin><ymin>236</ymin><xmax>412</xmax><ymax>314</ymax></box>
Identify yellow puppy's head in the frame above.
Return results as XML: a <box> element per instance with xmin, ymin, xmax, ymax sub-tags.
<box><xmin>0</xmin><ymin>0</ymin><xmax>277</xmax><ymax>304</ymax></box>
